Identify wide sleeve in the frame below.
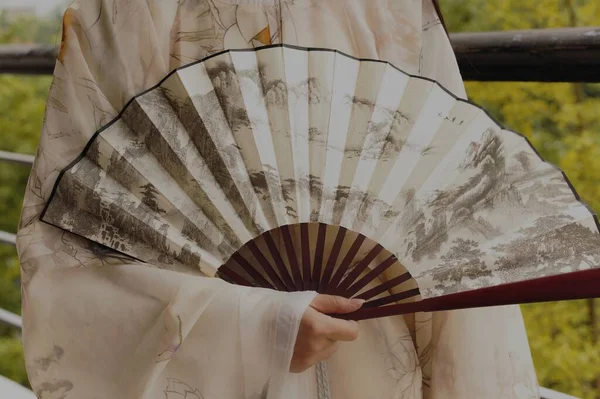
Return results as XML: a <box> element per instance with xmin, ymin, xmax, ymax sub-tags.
<box><xmin>16</xmin><ymin>1</ymin><xmax>316</xmax><ymax>398</ymax></box>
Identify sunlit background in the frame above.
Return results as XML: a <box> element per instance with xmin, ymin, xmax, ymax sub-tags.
<box><xmin>0</xmin><ymin>0</ymin><xmax>598</xmax><ymax>397</ymax></box>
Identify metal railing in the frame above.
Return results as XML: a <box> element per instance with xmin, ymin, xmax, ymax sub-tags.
<box><xmin>0</xmin><ymin>151</ymin><xmax>29</xmax><ymax>245</ymax></box>
<box><xmin>0</xmin><ymin>230</ymin><xmax>16</xmax><ymax>245</ymax></box>
<box><xmin>452</xmin><ymin>26</ymin><xmax>600</xmax><ymax>82</ymax></box>
<box><xmin>1</xmin><ymin>27</ymin><xmax>597</xmax><ymax>399</ymax></box>
<box><xmin>540</xmin><ymin>387</ymin><xmax>581</xmax><ymax>399</ymax></box>
<box><xmin>0</xmin><ymin>375</ymin><xmax>35</xmax><ymax>399</ymax></box>
<box><xmin>0</xmin><ymin>309</ymin><xmax>22</xmax><ymax>329</ymax></box>
<box><xmin>0</xmin><ymin>150</ymin><xmax>34</xmax><ymax>166</ymax></box>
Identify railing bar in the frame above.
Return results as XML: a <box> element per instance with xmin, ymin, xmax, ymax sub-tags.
<box><xmin>0</xmin><ymin>150</ymin><xmax>35</xmax><ymax>166</ymax></box>
<box><xmin>0</xmin><ymin>375</ymin><xmax>36</xmax><ymax>398</ymax></box>
<box><xmin>0</xmin><ymin>231</ymin><xmax>17</xmax><ymax>245</ymax></box>
<box><xmin>539</xmin><ymin>387</ymin><xmax>581</xmax><ymax>399</ymax></box>
<box><xmin>0</xmin><ymin>308</ymin><xmax>22</xmax><ymax>329</ymax></box>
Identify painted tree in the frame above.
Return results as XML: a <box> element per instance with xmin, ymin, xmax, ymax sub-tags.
<box><xmin>140</xmin><ymin>182</ymin><xmax>166</xmax><ymax>215</ymax></box>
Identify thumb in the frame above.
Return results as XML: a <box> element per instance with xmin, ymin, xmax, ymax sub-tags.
<box><xmin>310</xmin><ymin>294</ymin><xmax>365</xmax><ymax>315</ymax></box>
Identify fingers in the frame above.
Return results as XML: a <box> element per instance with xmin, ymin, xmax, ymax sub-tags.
<box><xmin>307</xmin><ymin>310</ymin><xmax>359</xmax><ymax>342</ymax></box>
<box><xmin>323</xmin><ymin>318</ymin><xmax>359</xmax><ymax>342</ymax></box>
<box><xmin>310</xmin><ymin>294</ymin><xmax>365</xmax><ymax>315</ymax></box>
<box><xmin>290</xmin><ymin>299</ymin><xmax>362</xmax><ymax>373</ymax></box>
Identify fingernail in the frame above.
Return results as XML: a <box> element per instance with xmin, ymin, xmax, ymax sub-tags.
<box><xmin>350</xmin><ymin>298</ymin><xmax>365</xmax><ymax>307</ymax></box>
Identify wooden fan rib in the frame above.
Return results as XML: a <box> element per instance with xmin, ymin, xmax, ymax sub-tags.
<box><xmin>262</xmin><ymin>232</ymin><xmax>297</xmax><ymax>290</ymax></box>
<box><xmin>245</xmin><ymin>241</ymin><xmax>289</xmax><ymax>291</ymax></box>
<box><xmin>245</xmin><ymin>240</ymin><xmax>287</xmax><ymax>289</ymax></box>
<box><xmin>337</xmin><ymin>267</ymin><xmax>600</xmax><ymax>321</ymax></box>
<box><xmin>333</xmin><ymin>244</ymin><xmax>384</xmax><ymax>295</ymax></box>
<box><xmin>325</xmin><ymin>234</ymin><xmax>367</xmax><ymax>294</ymax></box>
<box><xmin>318</xmin><ymin>226</ymin><xmax>347</xmax><ymax>292</ymax></box>
<box><xmin>343</xmin><ymin>254</ymin><xmax>397</xmax><ymax>298</ymax></box>
<box><xmin>311</xmin><ymin>223</ymin><xmax>327</xmax><ymax>291</ymax></box>
<box><xmin>300</xmin><ymin>223</ymin><xmax>312</xmax><ymax>291</ymax></box>
<box><xmin>355</xmin><ymin>272</ymin><xmax>412</xmax><ymax>301</ymax></box>
<box><xmin>332</xmin><ymin>301</ymin><xmax>423</xmax><ymax>321</ymax></box>
<box><xmin>362</xmin><ymin>288</ymin><xmax>420</xmax><ymax>309</ymax></box>
<box><xmin>280</xmin><ymin>225</ymin><xmax>304</xmax><ymax>290</ymax></box>
<box><xmin>231</xmin><ymin>252</ymin><xmax>273</xmax><ymax>289</ymax></box>
<box><xmin>217</xmin><ymin>266</ymin><xmax>254</xmax><ymax>287</ymax></box>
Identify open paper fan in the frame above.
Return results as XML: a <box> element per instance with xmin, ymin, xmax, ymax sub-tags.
<box><xmin>40</xmin><ymin>45</ymin><xmax>600</xmax><ymax>320</ymax></box>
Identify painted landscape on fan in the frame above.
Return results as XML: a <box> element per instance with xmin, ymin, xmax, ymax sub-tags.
<box><xmin>41</xmin><ymin>45</ymin><xmax>600</xmax><ymax>313</ymax></box>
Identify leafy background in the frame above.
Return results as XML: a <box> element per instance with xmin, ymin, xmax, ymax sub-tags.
<box><xmin>0</xmin><ymin>0</ymin><xmax>599</xmax><ymax>397</ymax></box>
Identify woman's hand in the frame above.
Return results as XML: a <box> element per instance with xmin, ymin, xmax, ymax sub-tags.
<box><xmin>290</xmin><ymin>294</ymin><xmax>364</xmax><ymax>373</ymax></box>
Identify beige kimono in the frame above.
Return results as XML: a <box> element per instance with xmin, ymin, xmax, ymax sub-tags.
<box><xmin>17</xmin><ymin>0</ymin><xmax>539</xmax><ymax>398</ymax></box>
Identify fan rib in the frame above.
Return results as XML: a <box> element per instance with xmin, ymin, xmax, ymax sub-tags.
<box><xmin>311</xmin><ymin>223</ymin><xmax>327</xmax><ymax>291</ymax></box>
<box><xmin>262</xmin><ymin>232</ymin><xmax>297</xmax><ymax>290</ymax></box>
<box><xmin>218</xmin><ymin>267</ymin><xmax>254</xmax><ymax>287</ymax></box>
<box><xmin>362</xmin><ymin>288</ymin><xmax>420</xmax><ymax>308</ymax></box>
<box><xmin>325</xmin><ymin>234</ymin><xmax>367</xmax><ymax>294</ymax></box>
<box><xmin>333</xmin><ymin>244</ymin><xmax>384</xmax><ymax>295</ymax></box>
<box><xmin>230</xmin><ymin>252</ymin><xmax>273</xmax><ymax>288</ymax></box>
<box><xmin>338</xmin><ymin>267</ymin><xmax>600</xmax><ymax>321</ymax></box>
<box><xmin>318</xmin><ymin>226</ymin><xmax>347</xmax><ymax>292</ymax></box>
<box><xmin>280</xmin><ymin>225</ymin><xmax>304</xmax><ymax>290</ymax></box>
<box><xmin>300</xmin><ymin>223</ymin><xmax>312</xmax><ymax>291</ymax></box>
<box><xmin>355</xmin><ymin>272</ymin><xmax>412</xmax><ymax>301</ymax></box>
<box><xmin>245</xmin><ymin>241</ymin><xmax>288</xmax><ymax>290</ymax></box>
<box><xmin>343</xmin><ymin>254</ymin><xmax>397</xmax><ymax>297</ymax></box>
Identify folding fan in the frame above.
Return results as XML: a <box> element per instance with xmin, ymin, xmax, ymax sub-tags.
<box><xmin>40</xmin><ymin>45</ymin><xmax>600</xmax><ymax>320</ymax></box>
